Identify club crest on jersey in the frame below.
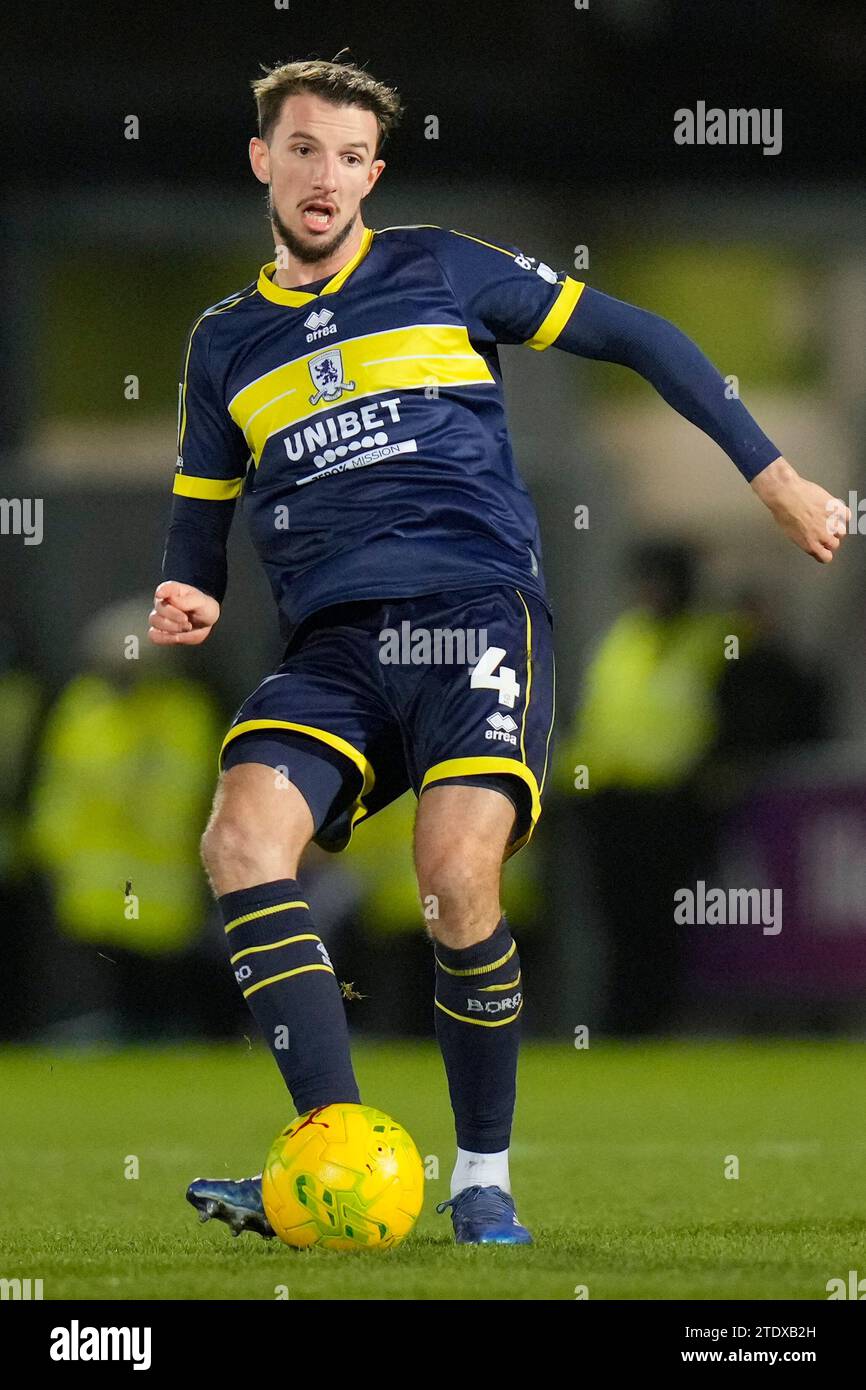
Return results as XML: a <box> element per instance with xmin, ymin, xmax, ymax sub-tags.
<box><xmin>304</xmin><ymin>307</ymin><xmax>337</xmax><ymax>343</ymax></box>
<box><xmin>308</xmin><ymin>349</ymin><xmax>356</xmax><ymax>405</ymax></box>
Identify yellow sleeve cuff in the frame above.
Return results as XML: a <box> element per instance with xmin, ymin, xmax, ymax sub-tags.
<box><xmin>172</xmin><ymin>474</ymin><xmax>244</xmax><ymax>500</ymax></box>
<box><xmin>524</xmin><ymin>276</ymin><xmax>585</xmax><ymax>350</ymax></box>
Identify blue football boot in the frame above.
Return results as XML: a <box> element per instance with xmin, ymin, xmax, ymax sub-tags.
<box><xmin>435</xmin><ymin>1184</ymin><xmax>533</xmax><ymax>1244</ymax></box>
<box><xmin>186</xmin><ymin>1173</ymin><xmax>275</xmax><ymax>1239</ymax></box>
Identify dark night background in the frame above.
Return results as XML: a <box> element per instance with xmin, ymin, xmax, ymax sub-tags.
<box><xmin>5</xmin><ymin>0</ymin><xmax>865</xmax><ymax>189</ymax></box>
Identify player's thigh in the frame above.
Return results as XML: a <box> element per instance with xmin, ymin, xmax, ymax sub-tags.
<box><xmin>403</xmin><ymin>584</ymin><xmax>555</xmax><ymax>860</ymax></box>
<box><xmin>413</xmin><ymin>781</ymin><xmax>515</xmax><ymax>899</ymax></box>
<box><xmin>201</xmin><ymin>761</ymin><xmax>316</xmax><ymax>887</ymax></box>
<box><xmin>210</xmin><ymin>611</ymin><xmax>405</xmax><ymax>870</ymax></box>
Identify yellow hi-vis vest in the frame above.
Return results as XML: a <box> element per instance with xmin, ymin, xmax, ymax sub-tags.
<box><xmin>554</xmin><ymin>609</ymin><xmax>748</xmax><ymax>793</ymax></box>
<box><xmin>0</xmin><ymin>669</ymin><xmax>42</xmax><ymax>882</ymax></box>
<box><xmin>28</xmin><ymin>673</ymin><xmax>222</xmax><ymax>953</ymax></box>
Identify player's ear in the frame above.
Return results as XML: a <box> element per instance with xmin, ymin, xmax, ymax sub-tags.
<box><xmin>366</xmin><ymin>158</ymin><xmax>386</xmax><ymax>193</ymax></box>
<box><xmin>249</xmin><ymin>136</ymin><xmax>270</xmax><ymax>185</ymax></box>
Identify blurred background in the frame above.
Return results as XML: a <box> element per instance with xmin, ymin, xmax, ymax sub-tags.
<box><xmin>2</xmin><ymin>0</ymin><xmax>866</xmax><ymax>1048</ymax></box>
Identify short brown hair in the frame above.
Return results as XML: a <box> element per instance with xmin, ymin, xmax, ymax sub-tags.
<box><xmin>251</xmin><ymin>53</ymin><xmax>404</xmax><ymax>157</ymax></box>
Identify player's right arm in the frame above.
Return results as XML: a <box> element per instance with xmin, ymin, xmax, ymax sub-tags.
<box><xmin>149</xmin><ymin>314</ymin><xmax>251</xmax><ymax>646</ymax></box>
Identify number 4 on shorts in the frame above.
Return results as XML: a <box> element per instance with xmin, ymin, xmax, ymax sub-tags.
<box><xmin>471</xmin><ymin>645</ymin><xmax>520</xmax><ymax>709</ymax></box>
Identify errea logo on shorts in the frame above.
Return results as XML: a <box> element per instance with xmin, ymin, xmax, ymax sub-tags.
<box><xmin>486</xmin><ymin>711</ymin><xmax>518</xmax><ymax>745</ymax></box>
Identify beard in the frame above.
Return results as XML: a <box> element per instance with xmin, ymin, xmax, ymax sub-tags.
<box><xmin>268</xmin><ymin>187</ymin><xmax>357</xmax><ymax>267</ymax></box>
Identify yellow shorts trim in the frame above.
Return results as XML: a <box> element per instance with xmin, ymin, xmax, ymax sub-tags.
<box><xmin>515</xmin><ymin>588</ymin><xmax>533</xmax><ymax>764</ymax></box>
<box><xmin>219</xmin><ymin>718</ymin><xmax>375</xmax><ymax>836</ymax></box>
<box><xmin>420</xmin><ymin>756</ymin><xmax>542</xmax><ymax>858</ymax></box>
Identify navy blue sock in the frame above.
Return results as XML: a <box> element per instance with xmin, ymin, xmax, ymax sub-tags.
<box><xmin>218</xmin><ymin>878</ymin><xmax>360</xmax><ymax>1114</ymax></box>
<box><xmin>433</xmin><ymin>916</ymin><xmax>522</xmax><ymax>1152</ymax></box>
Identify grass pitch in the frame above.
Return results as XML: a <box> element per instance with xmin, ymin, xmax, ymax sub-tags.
<box><xmin>1</xmin><ymin>1038</ymin><xmax>863</xmax><ymax>1300</ymax></box>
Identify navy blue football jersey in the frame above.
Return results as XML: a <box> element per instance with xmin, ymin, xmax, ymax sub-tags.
<box><xmin>166</xmin><ymin>225</ymin><xmax>585</xmax><ymax>636</ymax></box>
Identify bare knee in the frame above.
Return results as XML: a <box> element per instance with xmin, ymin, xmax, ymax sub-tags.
<box><xmin>200</xmin><ymin>815</ymin><xmax>275</xmax><ymax>889</ymax></box>
<box><xmin>417</xmin><ymin>848</ymin><xmax>502</xmax><ymax>948</ymax></box>
<box><xmin>414</xmin><ymin>785</ymin><xmax>513</xmax><ymax>947</ymax></box>
<box><xmin>200</xmin><ymin>764</ymin><xmax>314</xmax><ymax>895</ymax></box>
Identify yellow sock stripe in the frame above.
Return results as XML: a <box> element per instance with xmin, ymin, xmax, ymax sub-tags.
<box><xmin>243</xmin><ymin>963</ymin><xmax>334</xmax><ymax>998</ymax></box>
<box><xmin>229</xmin><ymin>932</ymin><xmax>322</xmax><ymax>966</ymax></box>
<box><xmin>434</xmin><ymin>939</ymin><xmax>516</xmax><ymax>977</ymax></box>
<box><xmin>434</xmin><ymin>998</ymin><xmax>523</xmax><ymax>1027</ymax></box>
<box><xmin>478</xmin><ymin>972</ymin><xmax>522</xmax><ymax>992</ymax></box>
<box><xmin>224</xmin><ymin>901</ymin><xmax>309</xmax><ymax>934</ymax></box>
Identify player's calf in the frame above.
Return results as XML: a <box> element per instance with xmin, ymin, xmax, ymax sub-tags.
<box><xmin>199</xmin><ymin>763</ymin><xmax>362</xmax><ymax>1119</ymax></box>
<box><xmin>414</xmin><ymin>783</ymin><xmax>525</xmax><ymax>1231</ymax></box>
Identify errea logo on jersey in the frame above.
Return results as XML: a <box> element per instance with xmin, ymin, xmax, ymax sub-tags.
<box><xmin>513</xmin><ymin>253</ymin><xmax>558</xmax><ymax>284</ymax></box>
<box><xmin>304</xmin><ymin>308</ymin><xmax>338</xmax><ymax>342</ymax></box>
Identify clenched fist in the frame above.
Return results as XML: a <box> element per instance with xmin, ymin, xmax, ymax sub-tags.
<box><xmin>148</xmin><ymin>581</ymin><xmax>221</xmax><ymax>645</ymax></box>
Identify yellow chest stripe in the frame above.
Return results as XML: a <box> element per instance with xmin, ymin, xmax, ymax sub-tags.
<box><xmin>228</xmin><ymin>324</ymin><xmax>495</xmax><ymax>465</ymax></box>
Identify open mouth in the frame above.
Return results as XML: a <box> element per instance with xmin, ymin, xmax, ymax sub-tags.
<box><xmin>302</xmin><ymin>203</ymin><xmax>336</xmax><ymax>233</ymax></box>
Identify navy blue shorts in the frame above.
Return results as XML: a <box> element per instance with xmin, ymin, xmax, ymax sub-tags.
<box><xmin>220</xmin><ymin>585</ymin><xmax>556</xmax><ymax>859</ymax></box>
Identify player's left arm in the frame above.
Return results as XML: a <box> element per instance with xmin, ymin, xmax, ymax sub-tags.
<box><xmin>431</xmin><ymin>228</ymin><xmax>848</xmax><ymax>563</ymax></box>
<box><xmin>549</xmin><ymin>285</ymin><xmax>849</xmax><ymax>563</ymax></box>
